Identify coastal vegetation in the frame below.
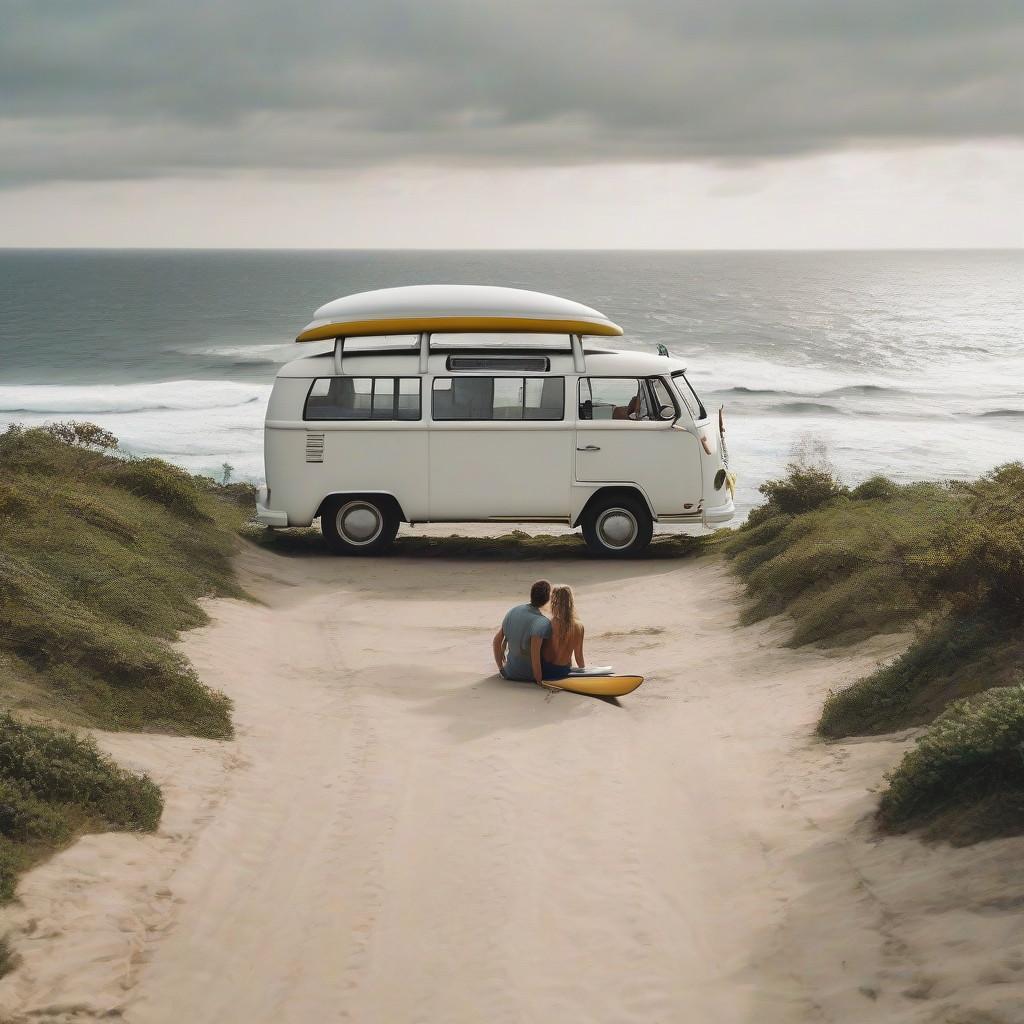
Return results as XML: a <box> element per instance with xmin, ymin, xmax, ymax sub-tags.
<box><xmin>0</xmin><ymin>421</ymin><xmax>252</xmax><ymax>904</ymax></box>
<box><xmin>0</xmin><ymin>714</ymin><xmax>162</xmax><ymax>903</ymax></box>
<box><xmin>718</xmin><ymin>459</ymin><xmax>1024</xmax><ymax>843</ymax></box>
<box><xmin>0</xmin><ymin>423</ymin><xmax>251</xmax><ymax>737</ymax></box>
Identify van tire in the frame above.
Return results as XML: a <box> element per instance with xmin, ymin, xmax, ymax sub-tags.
<box><xmin>581</xmin><ymin>493</ymin><xmax>653</xmax><ymax>558</ymax></box>
<box><xmin>321</xmin><ymin>496</ymin><xmax>399</xmax><ymax>556</ymax></box>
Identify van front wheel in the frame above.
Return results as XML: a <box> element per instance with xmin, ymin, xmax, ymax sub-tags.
<box><xmin>321</xmin><ymin>496</ymin><xmax>399</xmax><ymax>556</ymax></box>
<box><xmin>581</xmin><ymin>494</ymin><xmax>653</xmax><ymax>558</ymax></box>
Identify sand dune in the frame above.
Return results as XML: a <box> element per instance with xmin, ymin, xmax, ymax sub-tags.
<box><xmin>1</xmin><ymin>542</ymin><xmax>1022</xmax><ymax>1023</ymax></box>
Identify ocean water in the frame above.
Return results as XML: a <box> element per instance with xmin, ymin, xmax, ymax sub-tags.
<box><xmin>1</xmin><ymin>249</ymin><xmax>1021</xmax><ymax>519</ymax></box>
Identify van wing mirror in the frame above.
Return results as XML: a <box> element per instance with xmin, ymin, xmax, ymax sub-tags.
<box><xmin>659</xmin><ymin>405</ymin><xmax>676</xmax><ymax>420</ymax></box>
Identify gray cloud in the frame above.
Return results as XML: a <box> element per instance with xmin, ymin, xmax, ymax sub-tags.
<box><xmin>0</xmin><ymin>0</ymin><xmax>1021</xmax><ymax>184</ymax></box>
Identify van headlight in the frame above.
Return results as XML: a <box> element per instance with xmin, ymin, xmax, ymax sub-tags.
<box><xmin>714</xmin><ymin>469</ymin><xmax>726</xmax><ymax>491</ymax></box>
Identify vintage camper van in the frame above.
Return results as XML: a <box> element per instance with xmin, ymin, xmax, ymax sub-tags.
<box><xmin>255</xmin><ymin>285</ymin><xmax>734</xmax><ymax>557</ymax></box>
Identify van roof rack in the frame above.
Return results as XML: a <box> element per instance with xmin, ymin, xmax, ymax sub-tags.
<box><xmin>312</xmin><ymin>336</ymin><xmax>633</xmax><ymax>375</ymax></box>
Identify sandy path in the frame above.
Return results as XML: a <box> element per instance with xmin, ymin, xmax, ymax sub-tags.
<box><xmin>2</xmin><ymin>544</ymin><xmax>1023</xmax><ymax>1023</ymax></box>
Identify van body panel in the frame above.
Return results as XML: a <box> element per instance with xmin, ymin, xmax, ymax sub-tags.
<box><xmin>264</xmin><ymin>425</ymin><xmax>321</xmax><ymax>526</ymax></box>
<box><xmin>264</xmin><ymin>417</ymin><xmax>428</xmax><ymax>526</ymax></box>
<box><xmin>266</xmin><ymin>377</ymin><xmax>311</xmax><ymax>420</ymax></box>
<box><xmin>574</xmin><ymin>420</ymin><xmax>702</xmax><ymax>516</ymax></box>
<box><xmin>428</xmin><ymin>423</ymin><xmax>572</xmax><ymax>519</ymax></box>
<box><xmin>324</xmin><ymin>428</ymin><xmax>429</xmax><ymax>521</ymax></box>
<box><xmin>692</xmin><ymin>410</ymin><xmax>734</xmax><ymax>525</ymax></box>
<box><xmin>569</xmin><ymin>482</ymin><xmax>656</xmax><ymax>527</ymax></box>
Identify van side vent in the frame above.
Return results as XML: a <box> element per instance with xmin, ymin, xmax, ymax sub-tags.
<box><xmin>305</xmin><ymin>433</ymin><xmax>325</xmax><ymax>463</ymax></box>
<box><xmin>447</xmin><ymin>355</ymin><xmax>550</xmax><ymax>372</ymax></box>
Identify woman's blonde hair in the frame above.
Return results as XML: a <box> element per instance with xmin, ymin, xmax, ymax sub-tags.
<box><xmin>550</xmin><ymin>584</ymin><xmax>581</xmax><ymax>631</ymax></box>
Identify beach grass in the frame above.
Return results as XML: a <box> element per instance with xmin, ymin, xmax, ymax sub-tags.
<box><xmin>0</xmin><ymin>713</ymin><xmax>162</xmax><ymax>902</ymax></box>
<box><xmin>818</xmin><ymin>614</ymin><xmax>1023</xmax><ymax>738</ymax></box>
<box><xmin>712</xmin><ymin>473</ymin><xmax>958</xmax><ymax>647</ymax></box>
<box><xmin>0</xmin><ymin>423</ymin><xmax>250</xmax><ymax>737</ymax></box>
<box><xmin>719</xmin><ymin>459</ymin><xmax>1024</xmax><ymax>841</ymax></box>
<box><xmin>0</xmin><ymin>421</ymin><xmax>247</xmax><ymax>917</ymax></box>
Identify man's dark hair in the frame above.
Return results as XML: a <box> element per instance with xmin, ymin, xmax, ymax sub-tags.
<box><xmin>530</xmin><ymin>580</ymin><xmax>551</xmax><ymax>607</ymax></box>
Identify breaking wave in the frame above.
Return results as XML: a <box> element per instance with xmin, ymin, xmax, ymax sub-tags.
<box><xmin>0</xmin><ymin>381</ymin><xmax>269</xmax><ymax>416</ymax></box>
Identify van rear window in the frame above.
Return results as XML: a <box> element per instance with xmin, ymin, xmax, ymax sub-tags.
<box><xmin>304</xmin><ymin>377</ymin><xmax>421</xmax><ymax>421</ymax></box>
<box><xmin>432</xmin><ymin>377</ymin><xmax>564</xmax><ymax>421</ymax></box>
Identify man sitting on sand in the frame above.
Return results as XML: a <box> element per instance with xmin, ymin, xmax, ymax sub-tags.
<box><xmin>493</xmin><ymin>579</ymin><xmax>558</xmax><ymax>690</ymax></box>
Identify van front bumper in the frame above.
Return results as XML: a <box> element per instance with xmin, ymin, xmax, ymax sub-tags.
<box><xmin>703</xmin><ymin>497</ymin><xmax>735</xmax><ymax>526</ymax></box>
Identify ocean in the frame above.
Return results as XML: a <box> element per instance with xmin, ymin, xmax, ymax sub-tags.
<box><xmin>1</xmin><ymin>249</ymin><xmax>1021</xmax><ymax>520</ymax></box>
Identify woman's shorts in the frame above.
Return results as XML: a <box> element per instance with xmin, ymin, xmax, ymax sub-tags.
<box><xmin>541</xmin><ymin>660</ymin><xmax>572</xmax><ymax>681</ymax></box>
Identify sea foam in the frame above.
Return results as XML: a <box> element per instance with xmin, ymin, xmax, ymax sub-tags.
<box><xmin>0</xmin><ymin>381</ymin><xmax>272</xmax><ymax>481</ymax></box>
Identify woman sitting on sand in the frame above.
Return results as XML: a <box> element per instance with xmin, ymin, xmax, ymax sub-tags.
<box><xmin>541</xmin><ymin>584</ymin><xmax>585</xmax><ymax>681</ymax></box>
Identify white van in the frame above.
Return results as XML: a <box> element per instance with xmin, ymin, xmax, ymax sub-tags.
<box><xmin>255</xmin><ymin>285</ymin><xmax>734</xmax><ymax>557</ymax></box>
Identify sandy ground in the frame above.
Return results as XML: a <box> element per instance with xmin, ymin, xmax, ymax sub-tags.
<box><xmin>2</xmin><ymin>543</ymin><xmax>1024</xmax><ymax>1023</ymax></box>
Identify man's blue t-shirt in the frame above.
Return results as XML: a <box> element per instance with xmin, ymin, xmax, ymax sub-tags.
<box><xmin>501</xmin><ymin>604</ymin><xmax>553</xmax><ymax>681</ymax></box>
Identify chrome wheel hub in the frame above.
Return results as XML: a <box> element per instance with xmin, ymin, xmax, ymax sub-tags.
<box><xmin>337</xmin><ymin>501</ymin><xmax>383</xmax><ymax>545</ymax></box>
<box><xmin>596</xmin><ymin>508</ymin><xmax>638</xmax><ymax>550</ymax></box>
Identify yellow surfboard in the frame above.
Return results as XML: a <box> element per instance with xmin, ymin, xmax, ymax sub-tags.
<box><xmin>553</xmin><ymin>674</ymin><xmax>644</xmax><ymax>697</ymax></box>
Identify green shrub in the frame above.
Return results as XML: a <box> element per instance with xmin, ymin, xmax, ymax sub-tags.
<box><xmin>720</xmin><ymin>465</ymin><xmax>1024</xmax><ymax>654</ymax></box>
<box><xmin>44</xmin><ymin>421</ymin><xmax>119</xmax><ymax>450</ymax></box>
<box><xmin>879</xmin><ymin>685</ymin><xmax>1024</xmax><ymax>840</ymax></box>
<box><xmin>721</xmin><ymin>490</ymin><xmax>943</xmax><ymax>646</ymax></box>
<box><xmin>751</xmin><ymin>464</ymin><xmax>849</xmax><ymax>521</ymax></box>
<box><xmin>0</xmin><ymin>715</ymin><xmax>162</xmax><ymax>901</ymax></box>
<box><xmin>910</xmin><ymin>464</ymin><xmax>1024</xmax><ymax>617</ymax></box>
<box><xmin>0</xmin><ymin>715</ymin><xmax>162</xmax><ymax>829</ymax></box>
<box><xmin>851</xmin><ymin>476</ymin><xmax>901</xmax><ymax>502</ymax></box>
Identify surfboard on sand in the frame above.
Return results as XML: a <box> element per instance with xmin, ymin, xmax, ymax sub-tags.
<box><xmin>552</xmin><ymin>673</ymin><xmax>644</xmax><ymax>697</ymax></box>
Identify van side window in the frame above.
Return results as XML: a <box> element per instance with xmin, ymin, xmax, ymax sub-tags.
<box><xmin>304</xmin><ymin>377</ymin><xmax>422</xmax><ymax>421</ymax></box>
<box><xmin>650</xmin><ymin>378</ymin><xmax>677</xmax><ymax>419</ymax></box>
<box><xmin>432</xmin><ymin>377</ymin><xmax>564</xmax><ymax>421</ymax></box>
<box><xmin>578</xmin><ymin>378</ymin><xmax>652</xmax><ymax>422</ymax></box>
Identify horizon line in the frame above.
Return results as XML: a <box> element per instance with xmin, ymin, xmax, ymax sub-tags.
<box><xmin>1</xmin><ymin>245</ymin><xmax>1021</xmax><ymax>254</ymax></box>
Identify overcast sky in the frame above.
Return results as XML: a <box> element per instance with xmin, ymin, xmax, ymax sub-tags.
<box><xmin>1</xmin><ymin>0</ymin><xmax>1021</xmax><ymax>247</ymax></box>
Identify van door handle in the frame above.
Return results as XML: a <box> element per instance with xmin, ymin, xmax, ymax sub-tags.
<box><xmin>576</xmin><ymin>445</ymin><xmax>601</xmax><ymax>451</ymax></box>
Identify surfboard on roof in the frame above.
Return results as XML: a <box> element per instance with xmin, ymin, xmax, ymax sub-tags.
<box><xmin>295</xmin><ymin>284</ymin><xmax>624</xmax><ymax>342</ymax></box>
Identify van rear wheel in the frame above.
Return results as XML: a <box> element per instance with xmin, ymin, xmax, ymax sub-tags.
<box><xmin>581</xmin><ymin>494</ymin><xmax>653</xmax><ymax>558</ymax></box>
<box><xmin>321</xmin><ymin>496</ymin><xmax>399</xmax><ymax>556</ymax></box>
